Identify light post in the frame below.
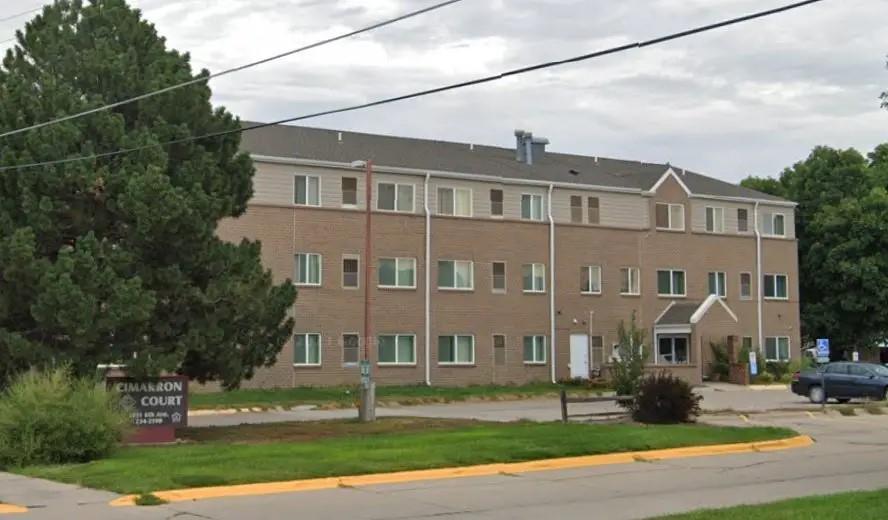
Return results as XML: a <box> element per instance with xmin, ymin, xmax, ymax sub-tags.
<box><xmin>352</xmin><ymin>159</ymin><xmax>376</xmax><ymax>422</ymax></box>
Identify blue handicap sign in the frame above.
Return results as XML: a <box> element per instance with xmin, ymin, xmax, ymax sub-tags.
<box><xmin>816</xmin><ymin>338</ymin><xmax>830</xmax><ymax>362</ymax></box>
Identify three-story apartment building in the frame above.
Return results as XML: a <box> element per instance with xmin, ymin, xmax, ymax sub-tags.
<box><xmin>218</xmin><ymin>124</ymin><xmax>800</xmax><ymax>388</ymax></box>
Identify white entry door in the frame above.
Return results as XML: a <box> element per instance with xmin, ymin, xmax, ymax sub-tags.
<box><xmin>569</xmin><ymin>334</ymin><xmax>590</xmax><ymax>380</ymax></box>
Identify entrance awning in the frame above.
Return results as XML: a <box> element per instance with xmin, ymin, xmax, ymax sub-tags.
<box><xmin>654</xmin><ymin>294</ymin><xmax>738</xmax><ymax>335</ymax></box>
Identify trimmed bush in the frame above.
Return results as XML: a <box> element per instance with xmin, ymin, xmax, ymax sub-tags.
<box><xmin>709</xmin><ymin>341</ymin><xmax>731</xmax><ymax>381</ymax></box>
<box><xmin>0</xmin><ymin>368</ymin><xmax>130</xmax><ymax>468</ymax></box>
<box><xmin>765</xmin><ymin>361</ymin><xmax>791</xmax><ymax>381</ymax></box>
<box><xmin>629</xmin><ymin>372</ymin><xmax>702</xmax><ymax>424</ymax></box>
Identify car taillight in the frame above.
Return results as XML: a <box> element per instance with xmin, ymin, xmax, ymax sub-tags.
<box><xmin>792</xmin><ymin>371</ymin><xmax>800</xmax><ymax>382</ymax></box>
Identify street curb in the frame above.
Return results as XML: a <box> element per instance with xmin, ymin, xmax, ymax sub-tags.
<box><xmin>0</xmin><ymin>503</ymin><xmax>28</xmax><ymax>515</ymax></box>
<box><xmin>109</xmin><ymin>435</ymin><xmax>814</xmax><ymax>507</ymax></box>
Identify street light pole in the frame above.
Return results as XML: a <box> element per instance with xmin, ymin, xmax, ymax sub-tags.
<box><xmin>359</xmin><ymin>159</ymin><xmax>376</xmax><ymax>422</ymax></box>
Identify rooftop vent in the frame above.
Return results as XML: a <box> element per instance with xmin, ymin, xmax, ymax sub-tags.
<box><xmin>514</xmin><ymin>129</ymin><xmax>549</xmax><ymax>165</ymax></box>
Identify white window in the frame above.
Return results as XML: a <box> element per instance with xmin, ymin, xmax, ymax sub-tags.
<box><xmin>438</xmin><ymin>335</ymin><xmax>474</xmax><ymax>365</ymax></box>
<box><xmin>657</xmin><ymin>335</ymin><xmax>689</xmax><ymax>365</ymax></box>
<box><xmin>522</xmin><ymin>263</ymin><xmax>546</xmax><ymax>293</ymax></box>
<box><xmin>764</xmin><ymin>274</ymin><xmax>788</xmax><ymax>299</ymax></box>
<box><xmin>295</xmin><ymin>253</ymin><xmax>322</xmax><ymax>286</ymax></box>
<box><xmin>378</xmin><ymin>257</ymin><xmax>416</xmax><ymax>288</ymax></box>
<box><xmin>492</xmin><ymin>262</ymin><xmax>506</xmax><ymax>293</ymax></box>
<box><xmin>437</xmin><ymin>187</ymin><xmax>472</xmax><ymax>217</ymax></box>
<box><xmin>708</xmin><ymin>271</ymin><xmax>726</xmax><ymax>297</ymax></box>
<box><xmin>765</xmin><ymin>336</ymin><xmax>790</xmax><ymax>362</ymax></box>
<box><xmin>521</xmin><ymin>194</ymin><xmax>543</xmax><ymax>221</ymax></box>
<box><xmin>762</xmin><ymin>213</ymin><xmax>787</xmax><ymax>237</ymax></box>
<box><xmin>705</xmin><ymin>207</ymin><xmax>725</xmax><ymax>233</ymax></box>
<box><xmin>523</xmin><ymin>335</ymin><xmax>547</xmax><ymax>364</ymax></box>
<box><xmin>378</xmin><ymin>334</ymin><xmax>416</xmax><ymax>365</ymax></box>
<box><xmin>740</xmin><ymin>272</ymin><xmax>752</xmax><ymax>300</ymax></box>
<box><xmin>342</xmin><ymin>255</ymin><xmax>359</xmax><ymax>289</ymax></box>
<box><xmin>737</xmin><ymin>208</ymin><xmax>749</xmax><ymax>232</ymax></box>
<box><xmin>581</xmin><ymin>265</ymin><xmax>602</xmax><ymax>294</ymax></box>
<box><xmin>377</xmin><ymin>182</ymin><xmax>414</xmax><ymax>212</ymax></box>
<box><xmin>570</xmin><ymin>195</ymin><xmax>583</xmax><ymax>223</ymax></box>
<box><xmin>294</xmin><ymin>333</ymin><xmax>321</xmax><ymax>366</ymax></box>
<box><xmin>341</xmin><ymin>177</ymin><xmax>358</xmax><ymax>207</ymax></box>
<box><xmin>620</xmin><ymin>267</ymin><xmax>640</xmax><ymax>295</ymax></box>
<box><xmin>342</xmin><ymin>334</ymin><xmax>359</xmax><ymax>365</ymax></box>
<box><xmin>294</xmin><ymin>175</ymin><xmax>320</xmax><ymax>206</ymax></box>
<box><xmin>438</xmin><ymin>260</ymin><xmax>473</xmax><ymax>290</ymax></box>
<box><xmin>490</xmin><ymin>189</ymin><xmax>504</xmax><ymax>217</ymax></box>
<box><xmin>657</xmin><ymin>269</ymin><xmax>686</xmax><ymax>297</ymax></box>
<box><xmin>656</xmin><ymin>203</ymin><xmax>684</xmax><ymax>231</ymax></box>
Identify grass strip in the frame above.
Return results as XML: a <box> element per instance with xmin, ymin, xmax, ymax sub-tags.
<box><xmin>17</xmin><ymin>420</ymin><xmax>795</xmax><ymax>494</ymax></box>
<box><xmin>655</xmin><ymin>488</ymin><xmax>888</xmax><ymax>519</ymax></box>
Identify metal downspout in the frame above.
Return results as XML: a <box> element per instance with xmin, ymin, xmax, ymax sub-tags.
<box><xmin>547</xmin><ymin>184</ymin><xmax>556</xmax><ymax>383</ymax></box>
<box><xmin>424</xmin><ymin>173</ymin><xmax>432</xmax><ymax>386</ymax></box>
<box><xmin>755</xmin><ymin>201</ymin><xmax>763</xmax><ymax>352</ymax></box>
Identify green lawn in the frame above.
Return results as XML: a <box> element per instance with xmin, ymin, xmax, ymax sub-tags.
<box><xmin>657</xmin><ymin>488</ymin><xmax>888</xmax><ymax>519</ymax></box>
<box><xmin>17</xmin><ymin>420</ymin><xmax>795</xmax><ymax>494</ymax></box>
<box><xmin>189</xmin><ymin>382</ymin><xmax>609</xmax><ymax>410</ymax></box>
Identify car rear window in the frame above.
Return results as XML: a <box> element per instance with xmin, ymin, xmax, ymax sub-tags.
<box><xmin>871</xmin><ymin>365</ymin><xmax>888</xmax><ymax>377</ymax></box>
<box><xmin>825</xmin><ymin>363</ymin><xmax>848</xmax><ymax>374</ymax></box>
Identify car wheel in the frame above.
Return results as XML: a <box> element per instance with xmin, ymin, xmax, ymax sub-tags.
<box><xmin>836</xmin><ymin>398</ymin><xmax>851</xmax><ymax>404</ymax></box>
<box><xmin>809</xmin><ymin>385</ymin><xmax>825</xmax><ymax>404</ymax></box>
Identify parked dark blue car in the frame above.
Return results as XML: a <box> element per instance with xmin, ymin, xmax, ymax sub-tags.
<box><xmin>791</xmin><ymin>362</ymin><xmax>888</xmax><ymax>403</ymax></box>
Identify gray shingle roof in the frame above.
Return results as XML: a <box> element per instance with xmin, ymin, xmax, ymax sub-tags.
<box><xmin>656</xmin><ymin>302</ymin><xmax>702</xmax><ymax>325</ymax></box>
<box><xmin>239</xmin><ymin>122</ymin><xmax>789</xmax><ymax>203</ymax></box>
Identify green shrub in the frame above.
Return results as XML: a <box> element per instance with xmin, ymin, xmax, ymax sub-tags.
<box><xmin>753</xmin><ymin>372</ymin><xmax>776</xmax><ymax>385</ymax></box>
<box><xmin>0</xmin><ymin>368</ymin><xmax>131</xmax><ymax>468</ymax></box>
<box><xmin>766</xmin><ymin>361</ymin><xmax>791</xmax><ymax>381</ymax></box>
<box><xmin>628</xmin><ymin>372</ymin><xmax>702</xmax><ymax>424</ymax></box>
<box><xmin>611</xmin><ymin>312</ymin><xmax>647</xmax><ymax>398</ymax></box>
<box><xmin>788</xmin><ymin>356</ymin><xmax>815</xmax><ymax>374</ymax></box>
<box><xmin>709</xmin><ymin>341</ymin><xmax>731</xmax><ymax>380</ymax></box>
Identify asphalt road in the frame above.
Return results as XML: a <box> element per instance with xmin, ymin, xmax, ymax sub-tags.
<box><xmin>5</xmin><ymin>409</ymin><xmax>888</xmax><ymax>519</ymax></box>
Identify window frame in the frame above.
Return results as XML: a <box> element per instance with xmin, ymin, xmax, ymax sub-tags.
<box><xmin>294</xmin><ymin>174</ymin><xmax>321</xmax><ymax>207</ymax></box>
<box><xmin>437</xmin><ymin>259</ymin><xmax>474</xmax><ymax>291</ymax></box>
<box><xmin>342</xmin><ymin>333</ymin><xmax>360</xmax><ymax>366</ymax></box>
<box><xmin>493</xmin><ymin>334</ymin><xmax>507</xmax><ymax>366</ymax></box>
<box><xmin>523</xmin><ymin>335</ymin><xmax>547</xmax><ymax>365</ymax></box>
<box><xmin>581</xmin><ymin>265</ymin><xmax>602</xmax><ymax>295</ymax></box>
<box><xmin>620</xmin><ymin>267</ymin><xmax>641</xmax><ymax>296</ymax></box>
<box><xmin>705</xmin><ymin>206</ymin><xmax>725</xmax><ymax>233</ymax></box>
<box><xmin>491</xmin><ymin>261</ymin><xmax>507</xmax><ymax>294</ymax></box>
<box><xmin>708</xmin><ymin>271</ymin><xmax>727</xmax><ymax>298</ymax></box>
<box><xmin>520</xmin><ymin>193</ymin><xmax>544</xmax><ymax>221</ymax></box>
<box><xmin>656</xmin><ymin>334</ymin><xmax>690</xmax><ymax>365</ymax></box>
<box><xmin>293</xmin><ymin>333</ymin><xmax>322</xmax><ymax>367</ymax></box>
<box><xmin>587</xmin><ymin>196</ymin><xmax>600</xmax><ymax>224</ymax></box>
<box><xmin>764</xmin><ymin>336</ymin><xmax>791</xmax><ymax>362</ymax></box>
<box><xmin>489</xmin><ymin>189</ymin><xmax>504</xmax><ymax>218</ymax></box>
<box><xmin>763</xmin><ymin>273</ymin><xmax>789</xmax><ymax>300</ymax></box>
<box><xmin>294</xmin><ymin>252</ymin><xmax>322</xmax><ymax>286</ymax></box>
<box><xmin>762</xmin><ymin>212</ymin><xmax>787</xmax><ymax>237</ymax></box>
<box><xmin>655</xmin><ymin>203</ymin><xmax>685</xmax><ymax>231</ymax></box>
<box><xmin>570</xmin><ymin>195</ymin><xmax>583</xmax><ymax>223</ymax></box>
<box><xmin>376</xmin><ymin>181</ymin><xmax>415</xmax><ymax>213</ymax></box>
<box><xmin>436</xmin><ymin>186</ymin><xmax>473</xmax><ymax>217</ymax></box>
<box><xmin>739</xmin><ymin>272</ymin><xmax>753</xmax><ymax>300</ymax></box>
<box><xmin>522</xmin><ymin>263</ymin><xmax>546</xmax><ymax>293</ymax></box>
<box><xmin>342</xmin><ymin>254</ymin><xmax>360</xmax><ymax>289</ymax></box>
<box><xmin>341</xmin><ymin>177</ymin><xmax>358</xmax><ymax>207</ymax></box>
<box><xmin>378</xmin><ymin>257</ymin><xmax>417</xmax><ymax>289</ymax></box>
<box><xmin>437</xmin><ymin>334</ymin><xmax>475</xmax><ymax>365</ymax></box>
<box><xmin>377</xmin><ymin>334</ymin><xmax>417</xmax><ymax>366</ymax></box>
<box><xmin>657</xmin><ymin>269</ymin><xmax>687</xmax><ymax>297</ymax></box>
<box><xmin>737</xmin><ymin>208</ymin><xmax>749</xmax><ymax>233</ymax></box>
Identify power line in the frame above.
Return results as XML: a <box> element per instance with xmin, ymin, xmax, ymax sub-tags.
<box><xmin>0</xmin><ymin>0</ymin><xmax>465</xmax><ymax>140</ymax></box>
<box><xmin>0</xmin><ymin>0</ymin><xmax>828</xmax><ymax>173</ymax></box>
<box><xmin>0</xmin><ymin>6</ymin><xmax>42</xmax><ymax>24</ymax></box>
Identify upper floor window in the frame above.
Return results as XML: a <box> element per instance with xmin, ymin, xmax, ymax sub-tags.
<box><xmin>588</xmin><ymin>197</ymin><xmax>600</xmax><ymax>224</ymax></box>
<box><xmin>762</xmin><ymin>213</ymin><xmax>786</xmax><ymax>237</ymax></box>
<box><xmin>763</xmin><ymin>274</ymin><xmax>788</xmax><ymax>299</ymax></box>
<box><xmin>378</xmin><ymin>257</ymin><xmax>416</xmax><ymax>289</ymax></box>
<box><xmin>655</xmin><ymin>203</ymin><xmax>684</xmax><ymax>231</ymax></box>
<box><xmin>341</xmin><ymin>177</ymin><xmax>357</xmax><ymax>207</ymax></box>
<box><xmin>438</xmin><ymin>335</ymin><xmax>474</xmax><ymax>365</ymax></box>
<box><xmin>438</xmin><ymin>260</ymin><xmax>474</xmax><ymax>290</ymax></box>
<box><xmin>739</xmin><ymin>272</ymin><xmax>752</xmax><ymax>300</ymax></box>
<box><xmin>378</xmin><ymin>182</ymin><xmax>414</xmax><ymax>212</ymax></box>
<box><xmin>737</xmin><ymin>208</ymin><xmax>749</xmax><ymax>232</ymax></box>
<box><xmin>620</xmin><ymin>267</ymin><xmax>640</xmax><ymax>295</ymax></box>
<box><xmin>295</xmin><ymin>253</ymin><xmax>322</xmax><ymax>286</ymax></box>
<box><xmin>521</xmin><ymin>194</ymin><xmax>544</xmax><ymax>221</ymax></box>
<box><xmin>490</xmin><ymin>189</ymin><xmax>504</xmax><ymax>217</ymax></box>
<box><xmin>342</xmin><ymin>255</ymin><xmax>359</xmax><ymax>289</ymax></box>
<box><xmin>523</xmin><ymin>263</ymin><xmax>546</xmax><ymax>293</ymax></box>
<box><xmin>581</xmin><ymin>266</ymin><xmax>602</xmax><ymax>294</ymax></box>
<box><xmin>491</xmin><ymin>262</ymin><xmax>506</xmax><ymax>293</ymax></box>
<box><xmin>570</xmin><ymin>196</ymin><xmax>583</xmax><ymax>223</ymax></box>
<box><xmin>708</xmin><ymin>271</ymin><xmax>726</xmax><ymax>297</ymax></box>
<box><xmin>437</xmin><ymin>187</ymin><xmax>472</xmax><ymax>217</ymax></box>
<box><xmin>705</xmin><ymin>207</ymin><xmax>725</xmax><ymax>233</ymax></box>
<box><xmin>657</xmin><ymin>269</ymin><xmax>686</xmax><ymax>297</ymax></box>
<box><xmin>764</xmin><ymin>336</ymin><xmax>790</xmax><ymax>362</ymax></box>
<box><xmin>294</xmin><ymin>175</ymin><xmax>320</xmax><ymax>206</ymax></box>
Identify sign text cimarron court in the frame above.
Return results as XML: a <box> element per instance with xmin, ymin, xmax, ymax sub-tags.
<box><xmin>107</xmin><ymin>376</ymin><xmax>188</xmax><ymax>428</ymax></box>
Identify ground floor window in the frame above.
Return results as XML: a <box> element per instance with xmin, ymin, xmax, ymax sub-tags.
<box><xmin>765</xmin><ymin>336</ymin><xmax>790</xmax><ymax>361</ymax></box>
<box><xmin>493</xmin><ymin>335</ymin><xmax>506</xmax><ymax>365</ymax></box>
<box><xmin>657</xmin><ymin>335</ymin><xmax>689</xmax><ymax>364</ymax></box>
<box><xmin>294</xmin><ymin>333</ymin><xmax>321</xmax><ymax>366</ymax></box>
<box><xmin>523</xmin><ymin>335</ymin><xmax>547</xmax><ymax>364</ymax></box>
<box><xmin>342</xmin><ymin>334</ymin><xmax>359</xmax><ymax>365</ymax></box>
<box><xmin>378</xmin><ymin>334</ymin><xmax>416</xmax><ymax>365</ymax></box>
<box><xmin>438</xmin><ymin>335</ymin><xmax>475</xmax><ymax>364</ymax></box>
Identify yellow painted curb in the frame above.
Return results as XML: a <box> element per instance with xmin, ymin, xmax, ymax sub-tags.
<box><xmin>0</xmin><ymin>503</ymin><xmax>28</xmax><ymax>514</ymax></box>
<box><xmin>110</xmin><ymin>435</ymin><xmax>814</xmax><ymax>507</ymax></box>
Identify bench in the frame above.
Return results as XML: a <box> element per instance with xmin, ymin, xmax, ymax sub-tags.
<box><xmin>560</xmin><ymin>390</ymin><xmax>634</xmax><ymax>423</ymax></box>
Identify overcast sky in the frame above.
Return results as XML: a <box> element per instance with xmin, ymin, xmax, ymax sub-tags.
<box><xmin>2</xmin><ymin>0</ymin><xmax>887</xmax><ymax>182</ymax></box>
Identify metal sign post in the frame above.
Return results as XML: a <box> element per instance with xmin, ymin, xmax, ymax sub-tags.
<box><xmin>816</xmin><ymin>339</ymin><xmax>830</xmax><ymax>410</ymax></box>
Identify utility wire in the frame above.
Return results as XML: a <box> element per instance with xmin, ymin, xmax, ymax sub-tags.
<box><xmin>0</xmin><ymin>0</ymin><xmax>828</xmax><ymax>173</ymax></box>
<box><xmin>0</xmin><ymin>6</ymin><xmax>42</xmax><ymax>24</ymax></box>
<box><xmin>0</xmin><ymin>0</ymin><xmax>465</xmax><ymax>139</ymax></box>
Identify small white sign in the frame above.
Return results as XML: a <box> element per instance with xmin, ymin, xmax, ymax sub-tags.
<box><xmin>749</xmin><ymin>351</ymin><xmax>758</xmax><ymax>376</ymax></box>
<box><xmin>852</xmin><ymin>351</ymin><xmax>860</xmax><ymax>362</ymax></box>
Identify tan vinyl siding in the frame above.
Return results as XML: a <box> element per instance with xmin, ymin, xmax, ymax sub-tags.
<box><xmin>428</xmin><ymin>178</ymin><xmax>491</xmax><ymax>218</ymax></box>
<box><xmin>504</xmin><ymin>184</ymin><xmax>548</xmax><ymax>221</ymax></box>
<box><xmin>252</xmin><ymin>161</ymin><xmax>367</xmax><ymax>210</ymax></box>
<box><xmin>690</xmin><ymin>200</ymin><xmax>753</xmax><ymax>236</ymax></box>
<box><xmin>552</xmin><ymin>188</ymin><xmax>648</xmax><ymax>229</ymax></box>
<box><xmin>372</xmin><ymin>173</ymin><xmax>425</xmax><ymax>215</ymax></box>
